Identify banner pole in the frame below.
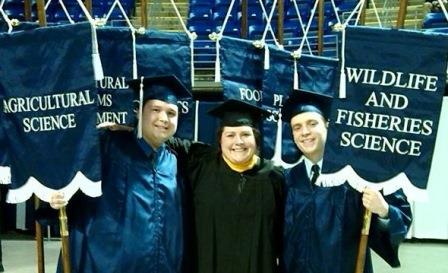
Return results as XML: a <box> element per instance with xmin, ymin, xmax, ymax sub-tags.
<box><xmin>354</xmin><ymin>208</ymin><xmax>372</xmax><ymax>273</ymax></box>
<box><xmin>24</xmin><ymin>0</ymin><xmax>32</xmax><ymax>21</ymax></box>
<box><xmin>141</xmin><ymin>0</ymin><xmax>148</xmax><ymax>29</ymax></box>
<box><xmin>36</xmin><ymin>0</ymin><xmax>47</xmax><ymax>27</ymax></box>
<box><xmin>84</xmin><ymin>0</ymin><xmax>92</xmax><ymax>14</ymax></box>
<box><xmin>317</xmin><ymin>0</ymin><xmax>324</xmax><ymax>55</ymax></box>
<box><xmin>35</xmin><ymin>196</ymin><xmax>45</xmax><ymax>273</ymax></box>
<box><xmin>59</xmin><ymin>207</ymin><xmax>71</xmax><ymax>273</ymax></box>
<box><xmin>396</xmin><ymin>0</ymin><xmax>409</xmax><ymax>28</ymax></box>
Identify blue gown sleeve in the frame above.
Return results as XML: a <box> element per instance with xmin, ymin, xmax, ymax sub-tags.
<box><xmin>369</xmin><ymin>189</ymin><xmax>412</xmax><ymax>267</ymax></box>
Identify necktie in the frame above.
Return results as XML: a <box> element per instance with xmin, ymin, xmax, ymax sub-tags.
<box><xmin>310</xmin><ymin>164</ymin><xmax>320</xmax><ymax>188</ymax></box>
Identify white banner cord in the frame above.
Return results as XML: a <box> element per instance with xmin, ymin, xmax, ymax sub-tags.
<box><xmin>437</xmin><ymin>0</ymin><xmax>448</xmax><ymax>22</ymax></box>
<box><xmin>0</xmin><ymin>0</ymin><xmax>13</xmax><ymax>33</ymax></box>
<box><xmin>102</xmin><ymin>0</ymin><xmax>138</xmax><ymax>80</ymax></box>
<box><xmin>259</xmin><ymin>0</ymin><xmax>281</xmax><ymax>48</ymax></box>
<box><xmin>210</xmin><ymin>0</ymin><xmax>237</xmax><ymax>83</ymax></box>
<box><xmin>168</xmin><ymin>0</ymin><xmax>197</xmax><ymax>87</ymax></box>
<box><xmin>370</xmin><ymin>0</ymin><xmax>383</xmax><ymax>28</ymax></box>
<box><xmin>290</xmin><ymin>0</ymin><xmax>320</xmax><ymax>91</ymax></box>
<box><xmin>296</xmin><ymin>0</ymin><xmax>319</xmax><ymax>56</ymax></box>
<box><xmin>104</xmin><ymin>0</ymin><xmax>136</xmax><ymax>30</ymax></box>
<box><xmin>44</xmin><ymin>0</ymin><xmax>75</xmax><ymax>24</ymax></box>
<box><xmin>338</xmin><ymin>0</ymin><xmax>367</xmax><ymax>98</ymax></box>
<box><xmin>257</xmin><ymin>0</ymin><xmax>279</xmax><ymax>70</ymax></box>
<box><xmin>290</xmin><ymin>0</ymin><xmax>312</xmax><ymax>53</ymax></box>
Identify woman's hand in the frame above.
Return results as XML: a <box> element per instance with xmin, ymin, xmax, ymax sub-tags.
<box><xmin>362</xmin><ymin>187</ymin><xmax>389</xmax><ymax>218</ymax></box>
<box><xmin>49</xmin><ymin>192</ymin><xmax>67</xmax><ymax>210</ymax></box>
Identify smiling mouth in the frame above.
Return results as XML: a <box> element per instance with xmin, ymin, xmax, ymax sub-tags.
<box><xmin>302</xmin><ymin>138</ymin><xmax>314</xmax><ymax>143</ymax></box>
<box><xmin>155</xmin><ymin>125</ymin><xmax>169</xmax><ymax>130</ymax></box>
<box><xmin>300</xmin><ymin>139</ymin><xmax>316</xmax><ymax>148</ymax></box>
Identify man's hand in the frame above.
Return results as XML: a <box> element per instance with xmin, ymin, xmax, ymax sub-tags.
<box><xmin>50</xmin><ymin>192</ymin><xmax>67</xmax><ymax>210</ymax></box>
<box><xmin>362</xmin><ymin>187</ymin><xmax>389</xmax><ymax>218</ymax></box>
<box><xmin>97</xmin><ymin>122</ymin><xmax>133</xmax><ymax>131</ymax></box>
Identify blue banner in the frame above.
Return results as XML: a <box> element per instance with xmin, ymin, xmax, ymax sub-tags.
<box><xmin>298</xmin><ymin>54</ymin><xmax>339</xmax><ymax>97</ymax></box>
<box><xmin>0</xmin><ymin>24</ymin><xmax>11</xmax><ymax>183</ymax></box>
<box><xmin>322</xmin><ymin>27</ymin><xmax>448</xmax><ymax>200</ymax></box>
<box><xmin>0</xmin><ymin>22</ymin><xmax>101</xmax><ymax>203</ymax></box>
<box><xmin>0</xmin><ymin>21</ymin><xmax>40</xmax><ymax>33</ymax></box>
<box><xmin>219</xmin><ymin>36</ymin><xmax>283</xmax><ymax>158</ymax></box>
<box><xmin>196</xmin><ymin>100</ymin><xmax>222</xmax><ymax>146</ymax></box>
<box><xmin>220</xmin><ymin>36</ymin><xmax>264</xmax><ymax>104</ymax></box>
<box><xmin>96</xmin><ymin>27</ymin><xmax>135</xmax><ymax>126</ymax></box>
<box><xmin>261</xmin><ymin>47</ymin><xmax>339</xmax><ymax>166</ymax></box>
<box><xmin>0</xmin><ymin>123</ymin><xmax>10</xmax><ymax>184</ymax></box>
<box><xmin>261</xmin><ymin>46</ymin><xmax>299</xmax><ymax>166</ymax></box>
<box><xmin>136</xmin><ymin>29</ymin><xmax>193</xmax><ymax>139</ymax></box>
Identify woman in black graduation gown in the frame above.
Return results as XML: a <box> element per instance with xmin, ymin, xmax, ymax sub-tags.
<box><xmin>170</xmin><ymin>99</ymin><xmax>284</xmax><ymax>273</ymax></box>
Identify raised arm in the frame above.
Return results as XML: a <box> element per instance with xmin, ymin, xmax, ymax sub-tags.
<box><xmin>366</xmin><ymin>188</ymin><xmax>412</xmax><ymax>267</ymax></box>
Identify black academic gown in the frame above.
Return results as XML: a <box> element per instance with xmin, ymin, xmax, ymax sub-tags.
<box><xmin>0</xmin><ymin>194</ymin><xmax>2</xmax><ymax>272</ymax></box>
<box><xmin>283</xmin><ymin>161</ymin><xmax>412</xmax><ymax>273</ymax></box>
<box><xmin>171</xmin><ymin>139</ymin><xmax>284</xmax><ymax>273</ymax></box>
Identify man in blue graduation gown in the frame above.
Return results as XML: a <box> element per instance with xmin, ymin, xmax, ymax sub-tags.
<box><xmin>50</xmin><ymin>75</ymin><xmax>191</xmax><ymax>273</ymax></box>
<box><xmin>281</xmin><ymin>90</ymin><xmax>412</xmax><ymax>273</ymax></box>
<box><xmin>0</xmin><ymin>190</ymin><xmax>3</xmax><ymax>273</ymax></box>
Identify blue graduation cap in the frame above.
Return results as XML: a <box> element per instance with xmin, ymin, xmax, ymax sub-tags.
<box><xmin>208</xmin><ymin>99</ymin><xmax>270</xmax><ymax>128</ymax></box>
<box><xmin>127</xmin><ymin>75</ymin><xmax>192</xmax><ymax>138</ymax></box>
<box><xmin>128</xmin><ymin>75</ymin><xmax>191</xmax><ymax>105</ymax></box>
<box><xmin>282</xmin><ymin>90</ymin><xmax>333</xmax><ymax>122</ymax></box>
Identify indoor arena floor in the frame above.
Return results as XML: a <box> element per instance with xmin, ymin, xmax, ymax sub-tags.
<box><xmin>1</xmin><ymin>239</ymin><xmax>448</xmax><ymax>273</ymax></box>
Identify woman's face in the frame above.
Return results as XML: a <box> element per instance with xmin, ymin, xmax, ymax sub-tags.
<box><xmin>220</xmin><ymin>126</ymin><xmax>257</xmax><ymax>164</ymax></box>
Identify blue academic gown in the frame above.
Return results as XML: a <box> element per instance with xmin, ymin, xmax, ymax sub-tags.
<box><xmin>283</xmin><ymin>161</ymin><xmax>412</xmax><ymax>273</ymax></box>
<box><xmin>62</xmin><ymin>131</ymin><xmax>183</xmax><ymax>273</ymax></box>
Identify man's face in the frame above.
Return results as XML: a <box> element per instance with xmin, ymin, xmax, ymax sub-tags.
<box><xmin>220</xmin><ymin>126</ymin><xmax>257</xmax><ymax>164</ymax></box>
<box><xmin>141</xmin><ymin>99</ymin><xmax>178</xmax><ymax>149</ymax></box>
<box><xmin>290</xmin><ymin>112</ymin><xmax>328</xmax><ymax>163</ymax></box>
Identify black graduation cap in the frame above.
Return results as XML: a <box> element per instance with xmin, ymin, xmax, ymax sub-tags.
<box><xmin>127</xmin><ymin>75</ymin><xmax>191</xmax><ymax>105</ymax></box>
<box><xmin>282</xmin><ymin>90</ymin><xmax>333</xmax><ymax>122</ymax></box>
<box><xmin>208</xmin><ymin>99</ymin><xmax>270</xmax><ymax>127</ymax></box>
<box><xmin>127</xmin><ymin>75</ymin><xmax>191</xmax><ymax>138</ymax></box>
